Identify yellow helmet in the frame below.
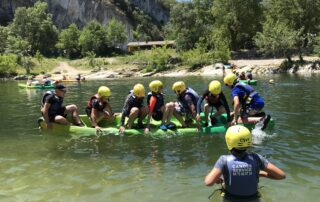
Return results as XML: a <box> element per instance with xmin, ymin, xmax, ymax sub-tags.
<box><xmin>208</xmin><ymin>80</ymin><xmax>221</xmax><ymax>95</ymax></box>
<box><xmin>224</xmin><ymin>73</ymin><xmax>237</xmax><ymax>86</ymax></box>
<box><xmin>149</xmin><ymin>80</ymin><xmax>163</xmax><ymax>93</ymax></box>
<box><xmin>98</xmin><ymin>86</ymin><xmax>111</xmax><ymax>97</ymax></box>
<box><xmin>225</xmin><ymin>125</ymin><xmax>252</xmax><ymax>150</ymax></box>
<box><xmin>133</xmin><ymin>83</ymin><xmax>145</xmax><ymax>97</ymax></box>
<box><xmin>172</xmin><ymin>81</ymin><xmax>186</xmax><ymax>94</ymax></box>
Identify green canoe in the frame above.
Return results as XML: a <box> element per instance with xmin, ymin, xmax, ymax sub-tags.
<box><xmin>38</xmin><ymin>113</ymin><xmax>274</xmax><ymax>137</ymax></box>
<box><xmin>18</xmin><ymin>83</ymin><xmax>55</xmax><ymax>89</ymax></box>
<box><xmin>239</xmin><ymin>80</ymin><xmax>257</xmax><ymax>85</ymax></box>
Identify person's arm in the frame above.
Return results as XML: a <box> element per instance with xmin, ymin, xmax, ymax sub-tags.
<box><xmin>196</xmin><ymin>95</ymin><xmax>205</xmax><ymax>114</ymax></box>
<box><xmin>233</xmin><ymin>96</ymin><xmax>240</xmax><ymax>124</ymax></box>
<box><xmin>185</xmin><ymin>95</ymin><xmax>196</xmax><ymax>116</ymax></box>
<box><xmin>42</xmin><ymin>102</ymin><xmax>52</xmax><ymax>129</ymax></box>
<box><xmin>220</xmin><ymin>93</ymin><xmax>232</xmax><ymax>123</ymax></box>
<box><xmin>260</xmin><ymin>162</ymin><xmax>286</xmax><ymax>180</ymax></box>
<box><xmin>91</xmin><ymin>108</ymin><xmax>99</xmax><ymax>127</ymax></box>
<box><xmin>204</xmin><ymin>168</ymin><xmax>223</xmax><ymax>186</ymax></box>
<box><xmin>146</xmin><ymin>96</ymin><xmax>157</xmax><ymax>130</ymax></box>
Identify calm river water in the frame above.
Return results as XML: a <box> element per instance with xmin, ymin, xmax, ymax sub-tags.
<box><xmin>0</xmin><ymin>74</ymin><xmax>319</xmax><ymax>202</ymax></box>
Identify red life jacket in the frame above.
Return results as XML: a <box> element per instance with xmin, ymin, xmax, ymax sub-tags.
<box><xmin>87</xmin><ymin>95</ymin><xmax>107</xmax><ymax>110</ymax></box>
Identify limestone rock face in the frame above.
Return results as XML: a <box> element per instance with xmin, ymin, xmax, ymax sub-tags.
<box><xmin>0</xmin><ymin>0</ymin><xmax>169</xmax><ymax>29</ymax></box>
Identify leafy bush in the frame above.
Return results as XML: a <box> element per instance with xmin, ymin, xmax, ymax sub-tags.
<box><xmin>0</xmin><ymin>54</ymin><xmax>18</xmax><ymax>77</ymax></box>
<box><xmin>180</xmin><ymin>47</ymin><xmax>211</xmax><ymax>70</ymax></box>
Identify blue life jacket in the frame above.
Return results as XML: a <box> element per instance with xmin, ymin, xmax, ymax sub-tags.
<box><xmin>225</xmin><ymin>154</ymin><xmax>260</xmax><ymax>196</ymax></box>
<box><xmin>178</xmin><ymin>87</ymin><xmax>199</xmax><ymax>110</ymax></box>
<box><xmin>147</xmin><ymin>92</ymin><xmax>164</xmax><ymax>112</ymax></box>
<box><xmin>234</xmin><ymin>82</ymin><xmax>258</xmax><ymax>105</ymax></box>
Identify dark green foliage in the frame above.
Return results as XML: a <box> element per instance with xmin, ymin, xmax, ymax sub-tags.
<box><xmin>254</xmin><ymin>19</ymin><xmax>300</xmax><ymax>61</ymax></box>
<box><xmin>106</xmin><ymin>18</ymin><xmax>128</xmax><ymax>47</ymax></box>
<box><xmin>0</xmin><ymin>26</ymin><xmax>8</xmax><ymax>53</ymax></box>
<box><xmin>56</xmin><ymin>24</ymin><xmax>80</xmax><ymax>58</ymax></box>
<box><xmin>0</xmin><ymin>54</ymin><xmax>18</xmax><ymax>77</ymax></box>
<box><xmin>9</xmin><ymin>1</ymin><xmax>58</xmax><ymax>55</ymax></box>
<box><xmin>79</xmin><ymin>21</ymin><xmax>109</xmax><ymax>56</ymax></box>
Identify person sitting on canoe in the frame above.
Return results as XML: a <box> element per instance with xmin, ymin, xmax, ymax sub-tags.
<box><xmin>145</xmin><ymin>80</ymin><xmax>175</xmax><ymax>133</ymax></box>
<box><xmin>172</xmin><ymin>81</ymin><xmax>199</xmax><ymax>128</ymax></box>
<box><xmin>224</xmin><ymin>73</ymin><xmax>271</xmax><ymax>130</ymax></box>
<box><xmin>41</xmin><ymin>84</ymin><xmax>83</xmax><ymax>129</ymax></box>
<box><xmin>205</xmin><ymin>125</ymin><xmax>286</xmax><ymax>201</ymax></box>
<box><xmin>238</xmin><ymin>71</ymin><xmax>246</xmax><ymax>80</ymax></box>
<box><xmin>196</xmin><ymin>80</ymin><xmax>231</xmax><ymax>128</ymax></box>
<box><xmin>86</xmin><ymin>86</ymin><xmax>115</xmax><ymax>132</ymax></box>
<box><xmin>119</xmin><ymin>84</ymin><xmax>149</xmax><ymax>133</ymax></box>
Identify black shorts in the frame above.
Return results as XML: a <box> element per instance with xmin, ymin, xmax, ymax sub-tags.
<box><xmin>152</xmin><ymin>111</ymin><xmax>163</xmax><ymax>121</ymax></box>
<box><xmin>48</xmin><ymin>107</ymin><xmax>66</xmax><ymax>122</ymax></box>
<box><xmin>209</xmin><ymin>101</ymin><xmax>223</xmax><ymax>111</ymax></box>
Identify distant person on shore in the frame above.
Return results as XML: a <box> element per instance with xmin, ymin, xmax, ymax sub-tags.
<box><xmin>119</xmin><ymin>84</ymin><xmax>149</xmax><ymax>133</ymax></box>
<box><xmin>224</xmin><ymin>73</ymin><xmax>270</xmax><ymax>130</ymax></box>
<box><xmin>41</xmin><ymin>84</ymin><xmax>83</xmax><ymax>129</ymax></box>
<box><xmin>172</xmin><ymin>81</ymin><xmax>199</xmax><ymax>128</ymax></box>
<box><xmin>145</xmin><ymin>80</ymin><xmax>175</xmax><ymax>133</ymax></box>
<box><xmin>76</xmin><ymin>74</ymin><xmax>86</xmax><ymax>81</ymax></box>
<box><xmin>205</xmin><ymin>125</ymin><xmax>286</xmax><ymax>201</ymax></box>
<box><xmin>86</xmin><ymin>86</ymin><xmax>115</xmax><ymax>132</ymax></box>
<box><xmin>196</xmin><ymin>80</ymin><xmax>231</xmax><ymax>128</ymax></box>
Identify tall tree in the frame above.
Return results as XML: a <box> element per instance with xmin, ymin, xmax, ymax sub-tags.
<box><xmin>106</xmin><ymin>18</ymin><xmax>127</xmax><ymax>48</ymax></box>
<box><xmin>79</xmin><ymin>21</ymin><xmax>108</xmax><ymax>56</ymax></box>
<box><xmin>56</xmin><ymin>24</ymin><xmax>80</xmax><ymax>58</ymax></box>
<box><xmin>211</xmin><ymin>0</ymin><xmax>263</xmax><ymax>50</ymax></box>
<box><xmin>9</xmin><ymin>1</ymin><xmax>58</xmax><ymax>55</ymax></box>
<box><xmin>254</xmin><ymin>19</ymin><xmax>301</xmax><ymax>62</ymax></box>
<box><xmin>0</xmin><ymin>26</ymin><xmax>8</xmax><ymax>53</ymax></box>
<box><xmin>261</xmin><ymin>0</ymin><xmax>320</xmax><ymax>59</ymax></box>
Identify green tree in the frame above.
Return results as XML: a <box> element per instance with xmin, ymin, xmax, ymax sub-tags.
<box><xmin>0</xmin><ymin>26</ymin><xmax>8</xmax><ymax>53</ymax></box>
<box><xmin>165</xmin><ymin>1</ymin><xmax>214</xmax><ymax>51</ymax></box>
<box><xmin>254</xmin><ymin>19</ymin><xmax>300</xmax><ymax>62</ymax></box>
<box><xmin>56</xmin><ymin>24</ymin><xmax>80</xmax><ymax>58</ymax></box>
<box><xmin>211</xmin><ymin>0</ymin><xmax>263</xmax><ymax>50</ymax></box>
<box><xmin>9</xmin><ymin>1</ymin><xmax>58</xmax><ymax>55</ymax></box>
<box><xmin>165</xmin><ymin>3</ymin><xmax>199</xmax><ymax>50</ymax></box>
<box><xmin>79</xmin><ymin>21</ymin><xmax>108</xmax><ymax>56</ymax></box>
<box><xmin>261</xmin><ymin>0</ymin><xmax>320</xmax><ymax>60</ymax></box>
<box><xmin>5</xmin><ymin>35</ymin><xmax>30</xmax><ymax>56</ymax></box>
<box><xmin>0</xmin><ymin>54</ymin><xmax>18</xmax><ymax>77</ymax></box>
<box><xmin>106</xmin><ymin>18</ymin><xmax>127</xmax><ymax>48</ymax></box>
<box><xmin>35</xmin><ymin>50</ymin><xmax>44</xmax><ymax>66</ymax></box>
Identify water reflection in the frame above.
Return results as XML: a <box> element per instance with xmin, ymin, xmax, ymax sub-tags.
<box><xmin>0</xmin><ymin>75</ymin><xmax>319</xmax><ymax>201</ymax></box>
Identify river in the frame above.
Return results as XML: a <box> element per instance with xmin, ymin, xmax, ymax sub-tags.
<box><xmin>0</xmin><ymin>74</ymin><xmax>319</xmax><ymax>202</ymax></box>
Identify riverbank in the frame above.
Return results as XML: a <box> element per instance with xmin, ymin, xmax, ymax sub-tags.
<box><xmin>50</xmin><ymin>57</ymin><xmax>320</xmax><ymax>80</ymax></box>
<box><xmin>12</xmin><ymin>56</ymin><xmax>320</xmax><ymax>81</ymax></box>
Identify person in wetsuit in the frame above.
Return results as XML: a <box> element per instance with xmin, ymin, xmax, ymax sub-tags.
<box><xmin>145</xmin><ymin>80</ymin><xmax>175</xmax><ymax>133</ymax></box>
<box><xmin>196</xmin><ymin>80</ymin><xmax>231</xmax><ymax>127</ymax></box>
<box><xmin>172</xmin><ymin>81</ymin><xmax>199</xmax><ymax>128</ymax></box>
<box><xmin>41</xmin><ymin>84</ymin><xmax>82</xmax><ymax>129</ymax></box>
<box><xmin>205</xmin><ymin>125</ymin><xmax>286</xmax><ymax>202</ymax></box>
<box><xmin>86</xmin><ymin>86</ymin><xmax>114</xmax><ymax>132</ymax></box>
<box><xmin>119</xmin><ymin>84</ymin><xmax>149</xmax><ymax>133</ymax></box>
<box><xmin>224</xmin><ymin>73</ymin><xmax>271</xmax><ymax>130</ymax></box>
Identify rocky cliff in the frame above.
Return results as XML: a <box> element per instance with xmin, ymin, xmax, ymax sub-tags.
<box><xmin>0</xmin><ymin>0</ymin><xmax>169</xmax><ymax>33</ymax></box>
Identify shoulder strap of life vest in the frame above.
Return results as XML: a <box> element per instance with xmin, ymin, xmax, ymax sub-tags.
<box><xmin>41</xmin><ymin>91</ymin><xmax>54</xmax><ymax>107</ymax></box>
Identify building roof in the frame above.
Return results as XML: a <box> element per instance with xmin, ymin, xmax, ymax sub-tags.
<box><xmin>127</xmin><ymin>40</ymin><xmax>175</xmax><ymax>47</ymax></box>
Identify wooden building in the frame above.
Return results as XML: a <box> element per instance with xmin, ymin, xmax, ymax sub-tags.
<box><xmin>127</xmin><ymin>40</ymin><xmax>175</xmax><ymax>53</ymax></box>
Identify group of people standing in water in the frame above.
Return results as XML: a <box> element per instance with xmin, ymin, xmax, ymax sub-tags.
<box><xmin>40</xmin><ymin>72</ymin><xmax>285</xmax><ymax>201</ymax></box>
